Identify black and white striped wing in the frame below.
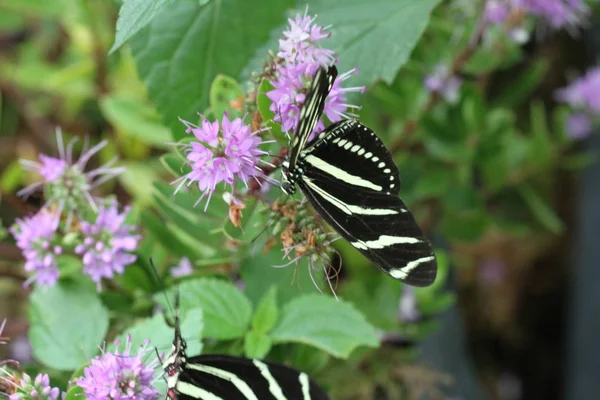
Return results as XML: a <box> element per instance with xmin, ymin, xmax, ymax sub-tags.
<box><xmin>174</xmin><ymin>355</ymin><xmax>329</xmax><ymax>400</ymax></box>
<box><xmin>286</xmin><ymin>65</ymin><xmax>338</xmax><ymax>173</ymax></box>
<box><xmin>297</xmin><ymin>119</ymin><xmax>437</xmax><ymax>287</ymax></box>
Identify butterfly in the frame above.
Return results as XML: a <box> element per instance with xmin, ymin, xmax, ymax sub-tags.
<box><xmin>162</xmin><ymin>297</ymin><xmax>329</xmax><ymax>400</ymax></box>
<box><xmin>280</xmin><ymin>65</ymin><xmax>437</xmax><ymax>287</ymax></box>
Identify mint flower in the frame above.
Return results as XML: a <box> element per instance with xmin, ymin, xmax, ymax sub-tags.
<box><xmin>173</xmin><ymin>113</ymin><xmax>269</xmax><ymax>210</ymax></box>
<box><xmin>170</xmin><ymin>257</ymin><xmax>193</xmax><ymax>278</ymax></box>
<box><xmin>484</xmin><ymin>0</ymin><xmax>589</xmax><ymax>34</ymax></box>
<box><xmin>75</xmin><ymin>203</ymin><xmax>140</xmax><ymax>290</ymax></box>
<box><xmin>555</xmin><ymin>67</ymin><xmax>600</xmax><ymax>139</ymax></box>
<box><xmin>76</xmin><ymin>335</ymin><xmax>159</xmax><ymax>400</ymax></box>
<box><xmin>9</xmin><ymin>373</ymin><xmax>62</xmax><ymax>400</ymax></box>
<box><xmin>424</xmin><ymin>64</ymin><xmax>462</xmax><ymax>103</ymax></box>
<box><xmin>267</xmin><ymin>11</ymin><xmax>364</xmax><ymax>135</ymax></box>
<box><xmin>9</xmin><ymin>210</ymin><xmax>62</xmax><ymax>287</ymax></box>
<box><xmin>17</xmin><ymin>129</ymin><xmax>125</xmax><ymax>226</ymax></box>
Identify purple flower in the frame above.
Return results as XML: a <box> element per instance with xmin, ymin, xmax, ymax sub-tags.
<box><xmin>485</xmin><ymin>0</ymin><xmax>511</xmax><ymax>23</ymax></box>
<box><xmin>76</xmin><ymin>335</ymin><xmax>159</xmax><ymax>400</ymax></box>
<box><xmin>398</xmin><ymin>286</ymin><xmax>420</xmax><ymax>322</ymax></box>
<box><xmin>556</xmin><ymin>67</ymin><xmax>600</xmax><ymax>111</ymax></box>
<box><xmin>170</xmin><ymin>257</ymin><xmax>193</xmax><ymax>278</ymax></box>
<box><xmin>484</xmin><ymin>0</ymin><xmax>589</xmax><ymax>34</ymax></box>
<box><xmin>278</xmin><ymin>10</ymin><xmax>335</xmax><ymax>66</ymax></box>
<box><xmin>18</xmin><ymin>129</ymin><xmax>125</xmax><ymax>226</ymax></box>
<box><xmin>173</xmin><ymin>114</ymin><xmax>268</xmax><ymax>210</ymax></box>
<box><xmin>75</xmin><ymin>203</ymin><xmax>140</xmax><ymax>290</ymax></box>
<box><xmin>479</xmin><ymin>258</ymin><xmax>506</xmax><ymax>286</ymax></box>
<box><xmin>424</xmin><ymin>64</ymin><xmax>462</xmax><ymax>103</ymax></box>
<box><xmin>9</xmin><ymin>210</ymin><xmax>61</xmax><ymax>287</ymax></box>
<box><xmin>267</xmin><ymin>11</ymin><xmax>364</xmax><ymax>136</ymax></box>
<box><xmin>9</xmin><ymin>373</ymin><xmax>62</xmax><ymax>400</ymax></box>
<box><xmin>565</xmin><ymin>113</ymin><xmax>591</xmax><ymax>139</ymax></box>
<box><xmin>556</xmin><ymin>67</ymin><xmax>600</xmax><ymax>138</ymax></box>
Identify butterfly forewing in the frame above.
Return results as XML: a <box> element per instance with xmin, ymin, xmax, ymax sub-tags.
<box><xmin>296</xmin><ymin>119</ymin><xmax>437</xmax><ymax>287</ymax></box>
<box><xmin>286</xmin><ymin>65</ymin><xmax>338</xmax><ymax>173</ymax></box>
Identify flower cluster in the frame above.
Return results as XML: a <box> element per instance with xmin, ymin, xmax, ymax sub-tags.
<box><xmin>9</xmin><ymin>211</ymin><xmax>61</xmax><ymax>287</ymax></box>
<box><xmin>76</xmin><ymin>335</ymin><xmax>159</xmax><ymax>400</ymax></box>
<box><xmin>75</xmin><ymin>204</ymin><xmax>140</xmax><ymax>290</ymax></box>
<box><xmin>173</xmin><ymin>113</ymin><xmax>268</xmax><ymax>210</ymax></box>
<box><xmin>8</xmin><ymin>373</ymin><xmax>62</xmax><ymax>400</ymax></box>
<box><xmin>267</xmin><ymin>10</ymin><xmax>364</xmax><ymax>135</ymax></box>
<box><xmin>11</xmin><ymin>130</ymin><xmax>139</xmax><ymax>288</ymax></box>
<box><xmin>484</xmin><ymin>0</ymin><xmax>589</xmax><ymax>40</ymax></box>
<box><xmin>18</xmin><ymin>129</ymin><xmax>125</xmax><ymax>226</ymax></box>
<box><xmin>424</xmin><ymin>64</ymin><xmax>462</xmax><ymax>103</ymax></box>
<box><xmin>555</xmin><ymin>67</ymin><xmax>600</xmax><ymax>139</ymax></box>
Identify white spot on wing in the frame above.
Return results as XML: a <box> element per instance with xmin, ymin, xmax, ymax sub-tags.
<box><xmin>352</xmin><ymin>235</ymin><xmax>421</xmax><ymax>250</ymax></box>
<box><xmin>252</xmin><ymin>360</ymin><xmax>286</xmax><ymax>400</ymax></box>
<box><xmin>302</xmin><ymin>177</ymin><xmax>398</xmax><ymax>215</ymax></box>
<box><xmin>389</xmin><ymin>256</ymin><xmax>436</xmax><ymax>280</ymax></box>
<box><xmin>304</xmin><ymin>155</ymin><xmax>383</xmax><ymax>191</ymax></box>
<box><xmin>187</xmin><ymin>364</ymin><xmax>259</xmax><ymax>400</ymax></box>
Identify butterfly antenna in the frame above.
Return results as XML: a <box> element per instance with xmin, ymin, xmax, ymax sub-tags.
<box><xmin>149</xmin><ymin>258</ymin><xmax>177</xmax><ymax>320</ymax></box>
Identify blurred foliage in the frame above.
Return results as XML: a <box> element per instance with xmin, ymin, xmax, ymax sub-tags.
<box><xmin>0</xmin><ymin>0</ymin><xmax>596</xmax><ymax>399</ymax></box>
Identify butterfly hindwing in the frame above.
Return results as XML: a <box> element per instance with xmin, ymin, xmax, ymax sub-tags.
<box><xmin>176</xmin><ymin>355</ymin><xmax>329</xmax><ymax>400</ymax></box>
<box><xmin>297</xmin><ymin>119</ymin><xmax>436</xmax><ymax>287</ymax></box>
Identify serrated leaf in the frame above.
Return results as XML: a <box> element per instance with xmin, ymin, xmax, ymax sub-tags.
<box><xmin>518</xmin><ymin>184</ymin><xmax>564</xmax><ymax>234</ymax></box>
<box><xmin>271</xmin><ymin>294</ymin><xmax>379</xmax><ymax>358</ymax></box>
<box><xmin>131</xmin><ymin>0</ymin><xmax>295</xmax><ymax>139</ymax></box>
<box><xmin>160</xmin><ymin>278</ymin><xmax>253</xmax><ymax>340</ymax></box>
<box><xmin>251</xmin><ymin>287</ymin><xmax>278</xmax><ymax>334</ymax></box>
<box><xmin>110</xmin><ymin>0</ymin><xmax>176</xmax><ymax>54</ymax></box>
<box><xmin>247</xmin><ymin>0</ymin><xmax>441</xmax><ymax>93</ymax></box>
<box><xmin>244</xmin><ymin>330</ymin><xmax>272</xmax><ymax>359</ymax></box>
<box><xmin>28</xmin><ymin>281</ymin><xmax>109</xmax><ymax>370</ymax></box>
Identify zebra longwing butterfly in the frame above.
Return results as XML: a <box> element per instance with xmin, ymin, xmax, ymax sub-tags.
<box><xmin>163</xmin><ymin>305</ymin><xmax>329</xmax><ymax>399</ymax></box>
<box><xmin>281</xmin><ymin>65</ymin><xmax>437</xmax><ymax>287</ymax></box>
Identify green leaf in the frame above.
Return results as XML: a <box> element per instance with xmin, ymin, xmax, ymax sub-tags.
<box><xmin>240</xmin><ymin>246</ymin><xmax>323</xmax><ymax>305</ymax></box>
<box><xmin>110</xmin><ymin>0</ymin><xmax>176</xmax><ymax>54</ymax></box>
<box><xmin>493</xmin><ymin>61</ymin><xmax>548</xmax><ymax>107</ymax></box>
<box><xmin>251</xmin><ymin>286</ymin><xmax>278</xmax><ymax>334</ymax></box>
<box><xmin>28</xmin><ymin>281</ymin><xmax>109</xmax><ymax>370</ymax></box>
<box><xmin>209</xmin><ymin>75</ymin><xmax>245</xmax><ymax>119</ymax></box>
<box><xmin>63</xmin><ymin>385</ymin><xmax>84</xmax><ymax>400</ymax></box>
<box><xmin>271</xmin><ymin>294</ymin><xmax>379</xmax><ymax>358</ymax></box>
<box><xmin>529</xmin><ymin>101</ymin><xmax>553</xmax><ymax>167</ymax></box>
<box><xmin>247</xmin><ymin>0</ymin><xmax>441</xmax><ymax>92</ymax></box>
<box><xmin>244</xmin><ymin>330</ymin><xmax>272</xmax><ymax>359</ymax></box>
<box><xmin>518</xmin><ymin>184</ymin><xmax>564</xmax><ymax>234</ymax></box>
<box><xmin>100</xmin><ymin>95</ymin><xmax>172</xmax><ymax>147</ymax></box>
<box><xmin>317</xmin><ymin>0</ymin><xmax>441</xmax><ymax>86</ymax></box>
<box><xmin>257</xmin><ymin>79</ymin><xmax>286</xmax><ymax>143</ymax></box>
<box><xmin>440</xmin><ymin>211</ymin><xmax>489</xmax><ymax>242</ymax></box>
<box><xmin>131</xmin><ymin>0</ymin><xmax>295</xmax><ymax>138</ymax></box>
<box><xmin>161</xmin><ymin>278</ymin><xmax>253</xmax><ymax>340</ymax></box>
<box><xmin>115</xmin><ymin>308</ymin><xmax>204</xmax><ymax>358</ymax></box>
